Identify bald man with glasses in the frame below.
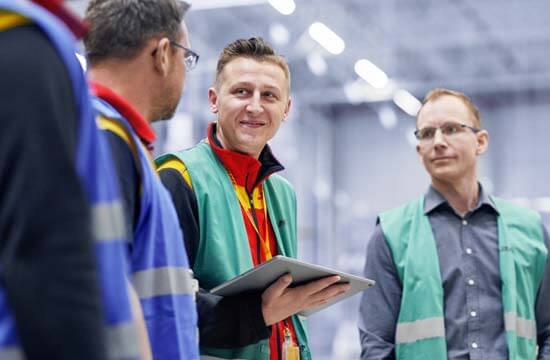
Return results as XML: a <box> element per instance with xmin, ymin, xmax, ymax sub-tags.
<box><xmin>359</xmin><ymin>88</ymin><xmax>550</xmax><ymax>360</ymax></box>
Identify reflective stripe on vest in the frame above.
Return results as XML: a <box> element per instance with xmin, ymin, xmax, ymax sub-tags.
<box><xmin>92</xmin><ymin>200</ymin><xmax>126</xmax><ymax>242</ymax></box>
<box><xmin>0</xmin><ymin>347</ymin><xmax>24</xmax><ymax>360</ymax></box>
<box><xmin>132</xmin><ymin>267</ymin><xmax>197</xmax><ymax>299</ymax></box>
<box><xmin>106</xmin><ymin>322</ymin><xmax>141</xmax><ymax>359</ymax></box>
<box><xmin>505</xmin><ymin>312</ymin><xmax>536</xmax><ymax>341</ymax></box>
<box><xmin>0</xmin><ymin>322</ymin><xmax>140</xmax><ymax>360</ymax></box>
<box><xmin>395</xmin><ymin>316</ymin><xmax>445</xmax><ymax>344</ymax></box>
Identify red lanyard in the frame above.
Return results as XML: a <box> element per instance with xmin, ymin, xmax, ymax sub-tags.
<box><xmin>228</xmin><ymin>173</ymin><xmax>273</xmax><ymax>260</ymax></box>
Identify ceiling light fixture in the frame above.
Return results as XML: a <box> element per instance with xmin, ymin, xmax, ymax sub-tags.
<box><xmin>354</xmin><ymin>59</ymin><xmax>388</xmax><ymax>89</ymax></box>
<box><xmin>269</xmin><ymin>23</ymin><xmax>290</xmax><ymax>45</ymax></box>
<box><xmin>393</xmin><ymin>89</ymin><xmax>421</xmax><ymax>116</ymax></box>
<box><xmin>307</xmin><ymin>53</ymin><xmax>327</xmax><ymax>76</ymax></box>
<box><xmin>308</xmin><ymin>22</ymin><xmax>345</xmax><ymax>55</ymax></box>
<box><xmin>268</xmin><ymin>0</ymin><xmax>296</xmax><ymax>15</ymax></box>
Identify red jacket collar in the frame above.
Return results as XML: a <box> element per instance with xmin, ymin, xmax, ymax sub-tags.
<box><xmin>32</xmin><ymin>0</ymin><xmax>89</xmax><ymax>39</ymax></box>
<box><xmin>90</xmin><ymin>81</ymin><xmax>156</xmax><ymax>147</ymax></box>
<box><xmin>207</xmin><ymin>123</ymin><xmax>284</xmax><ymax>193</ymax></box>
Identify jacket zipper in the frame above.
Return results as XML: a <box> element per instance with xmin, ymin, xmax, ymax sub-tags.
<box><xmin>248</xmin><ymin>187</ymin><xmax>281</xmax><ymax>360</ymax></box>
<box><xmin>247</xmin><ymin>192</ymin><xmax>262</xmax><ymax>264</ymax></box>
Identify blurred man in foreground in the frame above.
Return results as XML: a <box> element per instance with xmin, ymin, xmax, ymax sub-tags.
<box><xmin>0</xmin><ymin>0</ymin><xmax>138</xmax><ymax>358</ymax></box>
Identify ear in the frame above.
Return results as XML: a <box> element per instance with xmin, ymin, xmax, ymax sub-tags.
<box><xmin>475</xmin><ymin>129</ymin><xmax>489</xmax><ymax>155</ymax></box>
<box><xmin>208</xmin><ymin>87</ymin><xmax>219</xmax><ymax>114</ymax></box>
<box><xmin>282</xmin><ymin>96</ymin><xmax>292</xmax><ymax>122</ymax></box>
<box><xmin>152</xmin><ymin>38</ymin><xmax>172</xmax><ymax>77</ymax></box>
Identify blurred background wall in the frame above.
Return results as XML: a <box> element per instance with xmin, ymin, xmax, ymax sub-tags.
<box><xmin>69</xmin><ymin>0</ymin><xmax>550</xmax><ymax>358</ymax></box>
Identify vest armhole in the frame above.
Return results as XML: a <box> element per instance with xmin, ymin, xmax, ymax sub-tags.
<box><xmin>0</xmin><ymin>11</ymin><xmax>31</xmax><ymax>31</ymax></box>
<box><xmin>98</xmin><ymin>115</ymin><xmax>138</xmax><ymax>158</ymax></box>
<box><xmin>157</xmin><ymin>158</ymin><xmax>193</xmax><ymax>190</ymax></box>
<box><xmin>97</xmin><ymin>115</ymin><xmax>144</xmax><ymax>186</ymax></box>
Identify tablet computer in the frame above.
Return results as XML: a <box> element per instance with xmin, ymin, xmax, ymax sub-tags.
<box><xmin>210</xmin><ymin>255</ymin><xmax>375</xmax><ymax>316</ymax></box>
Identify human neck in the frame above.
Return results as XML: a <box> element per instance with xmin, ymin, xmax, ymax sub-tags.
<box><xmin>431</xmin><ymin>176</ymin><xmax>479</xmax><ymax>216</ymax></box>
<box><xmin>88</xmin><ymin>62</ymin><xmax>153</xmax><ymax>123</ymax></box>
<box><xmin>215</xmin><ymin>126</ymin><xmax>261</xmax><ymax>159</ymax></box>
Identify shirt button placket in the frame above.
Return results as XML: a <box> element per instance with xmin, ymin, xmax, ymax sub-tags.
<box><xmin>462</xmin><ymin>216</ymin><xmax>481</xmax><ymax>359</ymax></box>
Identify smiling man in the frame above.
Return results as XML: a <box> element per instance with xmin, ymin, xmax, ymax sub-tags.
<box><xmin>358</xmin><ymin>88</ymin><xmax>550</xmax><ymax>360</ymax></box>
<box><xmin>156</xmin><ymin>37</ymin><xmax>349</xmax><ymax>360</ymax></box>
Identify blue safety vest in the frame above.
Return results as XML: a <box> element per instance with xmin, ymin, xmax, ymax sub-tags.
<box><xmin>92</xmin><ymin>97</ymin><xmax>199</xmax><ymax>360</ymax></box>
<box><xmin>0</xmin><ymin>1</ymin><xmax>138</xmax><ymax>359</ymax></box>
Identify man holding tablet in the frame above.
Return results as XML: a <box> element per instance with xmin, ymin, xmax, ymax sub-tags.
<box><xmin>157</xmin><ymin>37</ymin><xmax>350</xmax><ymax>360</ymax></box>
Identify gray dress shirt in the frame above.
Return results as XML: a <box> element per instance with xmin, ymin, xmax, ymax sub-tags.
<box><xmin>358</xmin><ymin>185</ymin><xmax>550</xmax><ymax>359</ymax></box>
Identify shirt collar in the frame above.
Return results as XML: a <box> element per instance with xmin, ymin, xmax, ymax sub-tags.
<box><xmin>207</xmin><ymin>122</ymin><xmax>284</xmax><ymax>193</ymax></box>
<box><xmin>424</xmin><ymin>183</ymin><xmax>498</xmax><ymax>215</ymax></box>
<box><xmin>90</xmin><ymin>81</ymin><xmax>156</xmax><ymax>148</ymax></box>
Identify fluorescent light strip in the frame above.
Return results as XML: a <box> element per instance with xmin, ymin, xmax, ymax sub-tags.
<box><xmin>393</xmin><ymin>89</ymin><xmax>421</xmax><ymax>116</ymax></box>
<box><xmin>191</xmin><ymin>0</ymin><xmax>267</xmax><ymax>10</ymax></box>
<box><xmin>354</xmin><ymin>59</ymin><xmax>388</xmax><ymax>89</ymax></box>
<box><xmin>268</xmin><ymin>0</ymin><xmax>296</xmax><ymax>15</ymax></box>
<box><xmin>308</xmin><ymin>22</ymin><xmax>345</xmax><ymax>55</ymax></box>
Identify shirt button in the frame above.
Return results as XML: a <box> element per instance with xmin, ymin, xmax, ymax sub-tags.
<box><xmin>462</xmin><ymin>219</ymin><xmax>468</xmax><ymax>225</ymax></box>
<box><xmin>465</xmin><ymin>248</ymin><xmax>473</xmax><ymax>255</ymax></box>
<box><xmin>471</xmin><ymin>342</ymin><xmax>478</xmax><ymax>349</ymax></box>
<box><xmin>470</xmin><ymin>311</ymin><xmax>477</xmax><ymax>317</ymax></box>
<box><xmin>468</xmin><ymin>279</ymin><xmax>475</xmax><ymax>286</ymax></box>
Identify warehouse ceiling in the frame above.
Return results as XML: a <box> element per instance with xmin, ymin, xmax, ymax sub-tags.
<box><xmin>69</xmin><ymin>0</ymin><xmax>550</xmax><ymax>107</ymax></box>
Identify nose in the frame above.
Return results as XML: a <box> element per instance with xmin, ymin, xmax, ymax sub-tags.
<box><xmin>432</xmin><ymin>128</ymin><xmax>447</xmax><ymax>148</ymax></box>
<box><xmin>246</xmin><ymin>92</ymin><xmax>263</xmax><ymax>115</ymax></box>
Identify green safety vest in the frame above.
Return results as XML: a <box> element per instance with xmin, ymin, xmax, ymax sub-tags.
<box><xmin>379</xmin><ymin>196</ymin><xmax>547</xmax><ymax>359</ymax></box>
<box><xmin>156</xmin><ymin>141</ymin><xmax>311</xmax><ymax>360</ymax></box>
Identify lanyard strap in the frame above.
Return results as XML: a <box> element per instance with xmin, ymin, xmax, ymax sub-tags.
<box><xmin>228</xmin><ymin>173</ymin><xmax>272</xmax><ymax>260</ymax></box>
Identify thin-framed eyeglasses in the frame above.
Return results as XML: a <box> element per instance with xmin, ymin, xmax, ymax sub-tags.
<box><xmin>170</xmin><ymin>41</ymin><xmax>199</xmax><ymax>71</ymax></box>
<box><xmin>414</xmin><ymin>121</ymin><xmax>480</xmax><ymax>141</ymax></box>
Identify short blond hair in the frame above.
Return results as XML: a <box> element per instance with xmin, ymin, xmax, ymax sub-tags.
<box><xmin>418</xmin><ymin>88</ymin><xmax>481</xmax><ymax>128</ymax></box>
<box><xmin>214</xmin><ymin>37</ymin><xmax>290</xmax><ymax>91</ymax></box>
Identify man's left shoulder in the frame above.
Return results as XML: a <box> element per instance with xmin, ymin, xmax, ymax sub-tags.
<box><xmin>491</xmin><ymin>196</ymin><xmax>541</xmax><ymax>219</ymax></box>
<box><xmin>266</xmin><ymin>174</ymin><xmax>296</xmax><ymax>197</ymax></box>
<box><xmin>268</xmin><ymin>173</ymin><xmax>293</xmax><ymax>188</ymax></box>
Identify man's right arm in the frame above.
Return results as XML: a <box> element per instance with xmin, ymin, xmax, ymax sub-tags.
<box><xmin>358</xmin><ymin>224</ymin><xmax>402</xmax><ymax>360</ymax></box>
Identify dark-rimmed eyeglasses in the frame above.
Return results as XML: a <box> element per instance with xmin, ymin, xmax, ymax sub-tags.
<box><xmin>414</xmin><ymin>121</ymin><xmax>480</xmax><ymax>141</ymax></box>
<box><xmin>170</xmin><ymin>41</ymin><xmax>199</xmax><ymax>71</ymax></box>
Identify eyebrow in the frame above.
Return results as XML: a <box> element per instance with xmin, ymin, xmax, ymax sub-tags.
<box><xmin>230</xmin><ymin>82</ymin><xmax>283</xmax><ymax>92</ymax></box>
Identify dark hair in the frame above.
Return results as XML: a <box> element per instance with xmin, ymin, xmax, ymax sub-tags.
<box><xmin>215</xmin><ymin>37</ymin><xmax>290</xmax><ymax>89</ymax></box>
<box><xmin>84</xmin><ymin>0</ymin><xmax>190</xmax><ymax>65</ymax></box>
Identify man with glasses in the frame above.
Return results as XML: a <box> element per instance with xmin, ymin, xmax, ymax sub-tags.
<box><xmin>83</xmin><ymin>0</ymin><xmax>199</xmax><ymax>359</ymax></box>
<box><xmin>358</xmin><ymin>88</ymin><xmax>550</xmax><ymax>359</ymax></box>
